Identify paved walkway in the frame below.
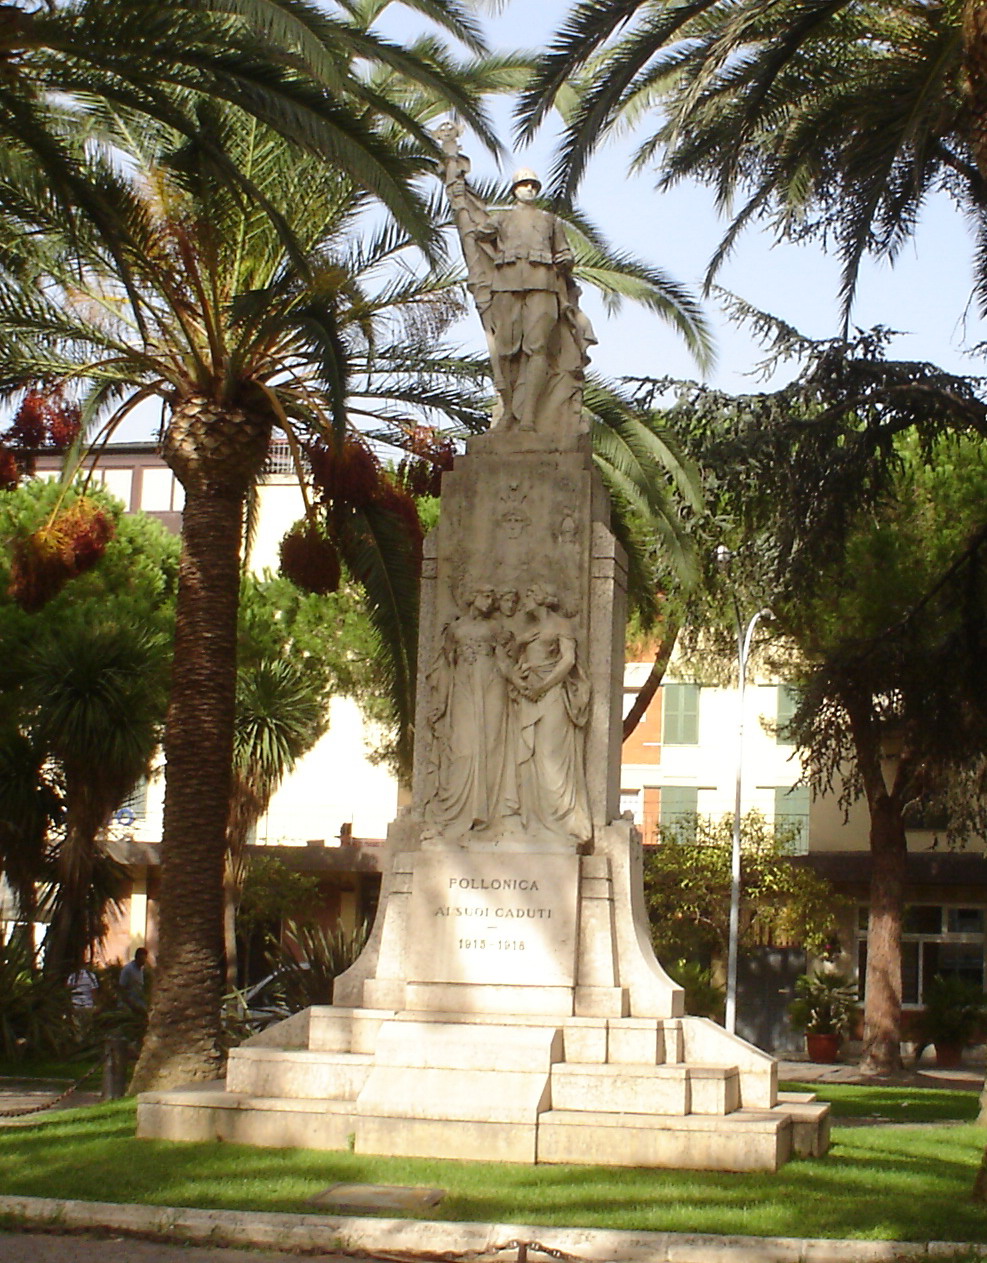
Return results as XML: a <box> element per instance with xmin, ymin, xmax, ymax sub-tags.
<box><xmin>777</xmin><ymin>1057</ymin><xmax>985</xmax><ymax>1089</ymax></box>
<box><xmin>0</xmin><ymin>1077</ymin><xmax>102</xmax><ymax>1126</ymax></box>
<box><xmin>0</xmin><ymin>1232</ymin><xmax>365</xmax><ymax>1263</ymax></box>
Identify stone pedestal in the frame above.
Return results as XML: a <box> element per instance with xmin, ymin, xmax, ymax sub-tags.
<box><xmin>137</xmin><ymin>429</ymin><xmax>829</xmax><ymax>1171</ymax></box>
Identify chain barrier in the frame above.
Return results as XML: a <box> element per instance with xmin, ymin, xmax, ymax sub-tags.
<box><xmin>362</xmin><ymin>1241</ymin><xmax>586</xmax><ymax>1263</ymax></box>
<box><xmin>0</xmin><ymin>1058</ymin><xmax>102</xmax><ymax>1119</ymax></box>
<box><xmin>493</xmin><ymin>1242</ymin><xmax>584</xmax><ymax>1262</ymax></box>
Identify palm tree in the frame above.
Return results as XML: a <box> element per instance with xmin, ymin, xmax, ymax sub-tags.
<box><xmin>84</xmin><ymin>114</ymin><xmax>460</xmax><ymax>1090</ymax></box>
<box><xmin>0</xmin><ymin>0</ymin><xmax>496</xmax><ymax>270</ymax></box>
<box><xmin>0</xmin><ymin>63</ymin><xmax>513</xmax><ymax>1085</ymax></box>
<box><xmin>224</xmin><ymin>655</ymin><xmax>329</xmax><ymax>989</ymax></box>
<box><xmin>14</xmin><ymin>619</ymin><xmax>169</xmax><ymax>978</ymax></box>
<box><xmin>519</xmin><ymin>1</ymin><xmax>987</xmax><ymax>319</ymax></box>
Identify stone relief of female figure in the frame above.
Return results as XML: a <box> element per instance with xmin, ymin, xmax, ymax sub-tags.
<box><xmin>423</xmin><ymin>586</ymin><xmax>512</xmax><ymax>836</ymax></box>
<box><xmin>509</xmin><ymin>584</ymin><xmax>592</xmax><ymax>843</ymax></box>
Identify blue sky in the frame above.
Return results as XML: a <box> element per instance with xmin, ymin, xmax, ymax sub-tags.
<box><xmin>452</xmin><ymin>0</ymin><xmax>985</xmax><ymax>396</ymax></box>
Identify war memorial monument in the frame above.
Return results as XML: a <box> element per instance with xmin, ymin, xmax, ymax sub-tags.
<box><xmin>137</xmin><ymin>128</ymin><xmax>830</xmax><ymax>1171</ymax></box>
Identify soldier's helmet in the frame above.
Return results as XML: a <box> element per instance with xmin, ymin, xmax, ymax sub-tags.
<box><xmin>510</xmin><ymin>167</ymin><xmax>542</xmax><ymax>193</ymax></box>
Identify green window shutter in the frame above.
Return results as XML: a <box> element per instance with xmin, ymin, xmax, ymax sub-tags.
<box><xmin>776</xmin><ymin>685</ymin><xmax>798</xmax><ymax>744</ymax></box>
<box><xmin>662</xmin><ymin>683</ymin><xmax>699</xmax><ymax>745</ymax></box>
<box><xmin>774</xmin><ymin>784</ymin><xmax>810</xmax><ymax>854</ymax></box>
<box><xmin>659</xmin><ymin>786</ymin><xmax>698</xmax><ymax>837</ymax></box>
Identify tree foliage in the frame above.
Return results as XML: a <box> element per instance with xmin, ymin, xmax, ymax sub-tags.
<box><xmin>0</xmin><ymin>480</ymin><xmax>179</xmax><ymax>974</ymax></box>
<box><xmin>235</xmin><ymin>853</ymin><xmax>321</xmax><ymax>948</ymax></box>
<box><xmin>0</xmin><ymin>0</ymin><xmax>499</xmax><ymax>279</ymax></box>
<box><xmin>645</xmin><ymin>326</ymin><xmax>987</xmax><ymax>1071</ymax></box>
<box><xmin>643</xmin><ymin>811</ymin><xmax>842</xmax><ymax>968</ymax></box>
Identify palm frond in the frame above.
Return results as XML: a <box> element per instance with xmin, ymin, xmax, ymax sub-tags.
<box><xmin>334</xmin><ymin>500</ymin><xmax>421</xmax><ymax>775</ymax></box>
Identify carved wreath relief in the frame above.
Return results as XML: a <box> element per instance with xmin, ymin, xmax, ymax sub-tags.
<box><xmin>424</xmin><ymin>577</ymin><xmax>591</xmax><ymax>845</ymax></box>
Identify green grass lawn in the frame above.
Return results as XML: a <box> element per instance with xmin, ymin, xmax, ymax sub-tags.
<box><xmin>0</xmin><ymin>1053</ymin><xmax>103</xmax><ymax>1083</ymax></box>
<box><xmin>1</xmin><ymin>1090</ymin><xmax>986</xmax><ymax>1243</ymax></box>
<box><xmin>780</xmin><ymin>1080</ymin><xmax>981</xmax><ymax>1123</ymax></box>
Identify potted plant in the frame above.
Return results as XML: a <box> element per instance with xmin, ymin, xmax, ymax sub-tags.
<box><xmin>916</xmin><ymin>974</ymin><xmax>987</xmax><ymax>1068</ymax></box>
<box><xmin>789</xmin><ymin>970</ymin><xmax>857</xmax><ymax>1062</ymax></box>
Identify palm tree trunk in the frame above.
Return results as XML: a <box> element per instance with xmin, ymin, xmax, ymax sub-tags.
<box><xmin>223</xmin><ymin>857</ymin><xmax>239</xmax><ymax>993</ymax></box>
<box><xmin>131</xmin><ymin>398</ymin><xmax>270</xmax><ymax>1092</ymax></box>
<box><xmin>43</xmin><ymin>784</ymin><xmax>106</xmax><ymax>979</ymax></box>
<box><xmin>963</xmin><ymin>0</ymin><xmax>987</xmax><ymax>183</ymax></box>
<box><xmin>43</xmin><ymin>823</ymin><xmax>96</xmax><ymax>979</ymax></box>
<box><xmin>621</xmin><ymin>624</ymin><xmax>679</xmax><ymax>741</ymax></box>
<box><xmin>130</xmin><ymin>481</ymin><xmax>245</xmax><ymax>1089</ymax></box>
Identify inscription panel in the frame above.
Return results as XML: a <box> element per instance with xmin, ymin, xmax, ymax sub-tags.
<box><xmin>407</xmin><ymin>855</ymin><xmax>580</xmax><ymax>987</ymax></box>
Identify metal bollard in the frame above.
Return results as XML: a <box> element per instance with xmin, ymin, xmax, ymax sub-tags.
<box><xmin>102</xmin><ymin>1036</ymin><xmax>128</xmax><ymax>1099</ymax></box>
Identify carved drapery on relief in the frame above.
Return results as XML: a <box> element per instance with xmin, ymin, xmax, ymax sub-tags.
<box><xmin>511</xmin><ymin>585</ymin><xmax>592</xmax><ymax>842</ymax></box>
<box><xmin>424</xmin><ymin>578</ymin><xmax>591</xmax><ymax>844</ymax></box>
<box><xmin>424</xmin><ymin>586</ymin><xmax>515</xmax><ymax>836</ymax></box>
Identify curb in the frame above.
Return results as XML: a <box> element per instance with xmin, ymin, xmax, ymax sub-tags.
<box><xmin>0</xmin><ymin>1197</ymin><xmax>983</xmax><ymax>1263</ymax></box>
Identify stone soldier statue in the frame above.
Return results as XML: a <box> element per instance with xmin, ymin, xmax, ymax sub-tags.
<box><xmin>435</xmin><ymin>121</ymin><xmax>596</xmax><ymax>435</ymax></box>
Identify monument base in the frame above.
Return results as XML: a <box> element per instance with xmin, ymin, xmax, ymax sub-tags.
<box><xmin>137</xmin><ymin>1006</ymin><xmax>827</xmax><ymax>1171</ymax></box>
<box><xmin>137</xmin><ymin>825</ymin><xmax>830</xmax><ymax>1173</ymax></box>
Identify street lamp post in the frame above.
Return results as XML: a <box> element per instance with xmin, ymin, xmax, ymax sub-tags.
<box><xmin>716</xmin><ymin>546</ymin><xmax>772</xmax><ymax>1036</ymax></box>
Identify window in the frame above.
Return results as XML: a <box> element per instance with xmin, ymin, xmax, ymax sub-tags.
<box><xmin>773</xmin><ymin>785</ymin><xmax>810</xmax><ymax>854</ymax></box>
<box><xmin>659</xmin><ymin>785</ymin><xmax>698</xmax><ymax>839</ymax></box>
<box><xmin>662</xmin><ymin>683</ymin><xmax>699</xmax><ymax>745</ymax></box>
<box><xmin>857</xmin><ymin>904</ymin><xmax>986</xmax><ymax>1005</ymax></box>
<box><xmin>98</xmin><ymin>468</ymin><xmax>134</xmax><ymax>509</ymax></box>
<box><xmin>114</xmin><ymin>777</ymin><xmax>149</xmax><ymax>824</ymax></box>
<box><xmin>619</xmin><ymin>789</ymin><xmax>641</xmax><ymax>823</ymax></box>
<box><xmin>776</xmin><ymin>685</ymin><xmax>798</xmax><ymax>744</ymax></box>
<box><xmin>140</xmin><ymin>467</ymin><xmax>184</xmax><ymax>512</ymax></box>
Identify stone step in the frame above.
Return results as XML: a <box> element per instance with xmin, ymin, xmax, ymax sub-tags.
<box><xmin>356</xmin><ymin>1063</ymin><xmax>552</xmax><ymax>1125</ymax></box>
<box><xmin>772</xmin><ymin>1098</ymin><xmax>830</xmax><ymax>1157</ymax></box>
<box><xmin>137</xmin><ymin>1084</ymin><xmax>355</xmax><ymax>1151</ymax></box>
<box><xmin>306</xmin><ymin>1007</ymin><xmax>389</xmax><ymax>1054</ymax></box>
<box><xmin>373</xmin><ymin>1018</ymin><xmax>562</xmax><ymax>1071</ymax></box>
<box><xmin>550</xmin><ymin>1061</ymin><xmax>741</xmax><ymax>1116</ymax></box>
<box><xmin>226</xmin><ymin>1048</ymin><xmax>372</xmax><ymax>1101</ymax></box>
<box><xmin>687</xmin><ymin>1066</ymin><xmax>742</xmax><ymax>1115</ymax></box>
<box><xmin>135</xmin><ymin>1078</ymin><xmax>828</xmax><ymax>1173</ymax></box>
<box><xmin>551</xmin><ymin>1061</ymin><xmax>690</xmax><ymax>1114</ymax></box>
<box><xmin>537</xmin><ymin>1107</ymin><xmax>793</xmax><ymax>1171</ymax></box>
<box><xmin>562</xmin><ymin>1016</ymin><xmax>684</xmax><ymax>1066</ymax></box>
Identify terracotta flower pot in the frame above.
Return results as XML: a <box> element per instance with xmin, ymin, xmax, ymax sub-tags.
<box><xmin>934</xmin><ymin>1042</ymin><xmax>964</xmax><ymax>1069</ymax></box>
<box><xmin>806</xmin><ymin>1032</ymin><xmax>841</xmax><ymax>1063</ymax></box>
